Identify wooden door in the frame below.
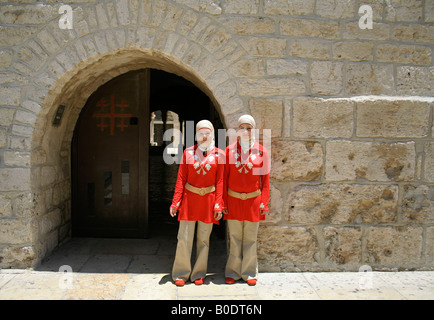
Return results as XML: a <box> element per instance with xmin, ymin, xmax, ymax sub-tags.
<box><xmin>72</xmin><ymin>70</ymin><xmax>150</xmax><ymax>238</ymax></box>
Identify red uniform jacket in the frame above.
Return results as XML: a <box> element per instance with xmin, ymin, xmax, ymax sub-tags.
<box><xmin>171</xmin><ymin>145</ymin><xmax>225</xmax><ymax>224</ymax></box>
<box><xmin>223</xmin><ymin>141</ymin><xmax>270</xmax><ymax>222</ymax></box>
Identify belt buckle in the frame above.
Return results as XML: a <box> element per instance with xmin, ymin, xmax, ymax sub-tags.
<box><xmin>240</xmin><ymin>193</ymin><xmax>247</xmax><ymax>200</ymax></box>
<box><xmin>199</xmin><ymin>189</ymin><xmax>206</xmax><ymax>196</ymax></box>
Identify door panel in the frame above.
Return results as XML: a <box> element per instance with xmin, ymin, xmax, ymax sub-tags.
<box><xmin>72</xmin><ymin>70</ymin><xmax>149</xmax><ymax>238</ymax></box>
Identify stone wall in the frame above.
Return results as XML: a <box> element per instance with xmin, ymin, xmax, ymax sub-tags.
<box><xmin>0</xmin><ymin>0</ymin><xmax>433</xmax><ymax>271</ymax></box>
<box><xmin>261</xmin><ymin>96</ymin><xmax>433</xmax><ymax>271</ymax></box>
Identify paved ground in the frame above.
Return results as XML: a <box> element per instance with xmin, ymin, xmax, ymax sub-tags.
<box><xmin>1</xmin><ymin>230</ymin><xmax>433</xmax><ymax>300</ymax></box>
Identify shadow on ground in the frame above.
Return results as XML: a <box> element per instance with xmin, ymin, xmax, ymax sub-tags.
<box><xmin>36</xmin><ymin>221</ymin><xmax>227</xmax><ymax>276</ymax></box>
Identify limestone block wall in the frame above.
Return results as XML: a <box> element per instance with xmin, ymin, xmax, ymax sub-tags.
<box><xmin>262</xmin><ymin>96</ymin><xmax>433</xmax><ymax>271</ymax></box>
<box><xmin>0</xmin><ymin>0</ymin><xmax>433</xmax><ymax>271</ymax></box>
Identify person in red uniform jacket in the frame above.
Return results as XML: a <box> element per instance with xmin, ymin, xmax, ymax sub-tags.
<box><xmin>223</xmin><ymin>114</ymin><xmax>270</xmax><ymax>286</ymax></box>
<box><xmin>170</xmin><ymin>120</ymin><xmax>224</xmax><ymax>286</ymax></box>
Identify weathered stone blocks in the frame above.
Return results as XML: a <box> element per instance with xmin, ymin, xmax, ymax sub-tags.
<box><xmin>223</xmin><ymin>0</ymin><xmax>260</xmax><ymax>15</ymax></box>
<box><xmin>424</xmin><ymin>142</ymin><xmax>434</xmax><ymax>182</ymax></box>
<box><xmin>315</xmin><ymin>0</ymin><xmax>355</xmax><ymax>19</ymax></box>
<box><xmin>427</xmin><ymin>228</ymin><xmax>434</xmax><ymax>265</ymax></box>
<box><xmin>258</xmin><ymin>225</ymin><xmax>319</xmax><ymax>270</ymax></box>
<box><xmin>271</xmin><ymin>140</ymin><xmax>323</xmax><ymax>181</ymax></box>
<box><xmin>0</xmin><ymin>26</ymin><xmax>38</xmax><ymax>46</ymax></box>
<box><xmin>0</xmin><ymin>107</ymin><xmax>15</xmax><ymax>126</ymax></box>
<box><xmin>249</xmin><ymin>98</ymin><xmax>282</xmax><ymax>137</ymax></box>
<box><xmin>0</xmin><ymin>49</ymin><xmax>14</xmax><ymax>68</ymax></box>
<box><xmin>333</xmin><ymin>41</ymin><xmax>374</xmax><ymax>61</ymax></box>
<box><xmin>397</xmin><ymin>66</ymin><xmax>434</xmax><ymax>95</ymax></box>
<box><xmin>393</xmin><ymin>24</ymin><xmax>434</xmax><ymax>44</ymax></box>
<box><xmin>0</xmin><ymin>194</ymin><xmax>12</xmax><ymax>219</ymax></box>
<box><xmin>0</xmin><ymin>4</ymin><xmax>60</xmax><ymax>25</ymax></box>
<box><xmin>0</xmin><ymin>245</ymin><xmax>36</xmax><ymax>269</ymax></box>
<box><xmin>0</xmin><ymin>219</ymin><xmax>33</xmax><ymax>245</ymax></box>
<box><xmin>401</xmin><ymin>184</ymin><xmax>434</xmax><ymax>224</ymax></box>
<box><xmin>310</xmin><ymin>61</ymin><xmax>343</xmax><ymax>95</ymax></box>
<box><xmin>325</xmin><ymin>141</ymin><xmax>416</xmax><ymax>182</ymax></box>
<box><xmin>263</xmin><ymin>0</ymin><xmax>315</xmax><ymax>16</ymax></box>
<box><xmin>0</xmin><ymin>87</ymin><xmax>21</xmax><ymax>106</ymax></box>
<box><xmin>366</xmin><ymin>226</ymin><xmax>423</xmax><ymax>268</ymax></box>
<box><xmin>356</xmin><ymin>100</ymin><xmax>430</xmax><ymax>138</ymax></box>
<box><xmin>265</xmin><ymin>182</ymin><xmax>283</xmax><ymax>224</ymax></box>
<box><xmin>293</xmin><ymin>97</ymin><xmax>353</xmax><ymax>138</ymax></box>
<box><xmin>280</xmin><ymin>17</ymin><xmax>340</xmax><ymax>39</ymax></box>
<box><xmin>324</xmin><ymin>226</ymin><xmax>362</xmax><ymax>267</ymax></box>
<box><xmin>285</xmin><ymin>184</ymin><xmax>398</xmax><ymax>225</ymax></box>
<box><xmin>385</xmin><ymin>0</ymin><xmax>423</xmax><ymax>22</ymax></box>
<box><xmin>0</xmin><ymin>168</ymin><xmax>31</xmax><ymax>192</ymax></box>
<box><xmin>238</xmin><ymin>77</ymin><xmax>305</xmax><ymax>97</ymax></box>
<box><xmin>290</xmin><ymin>39</ymin><xmax>331</xmax><ymax>60</ymax></box>
<box><xmin>239</xmin><ymin>37</ymin><xmax>286</xmax><ymax>57</ymax></box>
<box><xmin>376</xmin><ymin>44</ymin><xmax>432</xmax><ymax>65</ymax></box>
<box><xmin>220</xmin><ymin>16</ymin><xmax>275</xmax><ymax>35</ymax></box>
<box><xmin>345</xmin><ymin>63</ymin><xmax>394</xmax><ymax>95</ymax></box>
<box><xmin>266</xmin><ymin>58</ymin><xmax>307</xmax><ymax>76</ymax></box>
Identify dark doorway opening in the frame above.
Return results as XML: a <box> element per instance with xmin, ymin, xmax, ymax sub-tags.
<box><xmin>148</xmin><ymin>69</ymin><xmax>225</xmax><ymax>239</ymax></box>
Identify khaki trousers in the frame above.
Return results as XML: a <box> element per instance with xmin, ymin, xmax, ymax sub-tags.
<box><xmin>225</xmin><ymin>220</ymin><xmax>259</xmax><ymax>281</ymax></box>
<box><xmin>172</xmin><ymin>220</ymin><xmax>213</xmax><ymax>282</ymax></box>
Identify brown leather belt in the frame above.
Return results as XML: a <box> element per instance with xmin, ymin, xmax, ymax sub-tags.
<box><xmin>228</xmin><ymin>188</ymin><xmax>261</xmax><ymax>200</ymax></box>
<box><xmin>185</xmin><ymin>183</ymin><xmax>215</xmax><ymax>196</ymax></box>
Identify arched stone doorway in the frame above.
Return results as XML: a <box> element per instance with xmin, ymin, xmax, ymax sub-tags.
<box><xmin>71</xmin><ymin>67</ymin><xmax>224</xmax><ymax>239</ymax></box>
<box><xmin>26</xmin><ymin>48</ymin><xmax>239</xmax><ymax>267</ymax></box>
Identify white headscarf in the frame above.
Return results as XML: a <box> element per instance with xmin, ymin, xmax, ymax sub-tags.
<box><xmin>196</xmin><ymin>120</ymin><xmax>215</xmax><ymax>152</ymax></box>
<box><xmin>237</xmin><ymin>115</ymin><xmax>256</xmax><ymax>152</ymax></box>
<box><xmin>238</xmin><ymin>114</ymin><xmax>256</xmax><ymax>128</ymax></box>
<box><xmin>196</xmin><ymin>120</ymin><xmax>214</xmax><ymax>132</ymax></box>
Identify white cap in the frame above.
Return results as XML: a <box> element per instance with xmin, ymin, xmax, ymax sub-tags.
<box><xmin>196</xmin><ymin>120</ymin><xmax>214</xmax><ymax>132</ymax></box>
<box><xmin>238</xmin><ymin>114</ymin><xmax>256</xmax><ymax>128</ymax></box>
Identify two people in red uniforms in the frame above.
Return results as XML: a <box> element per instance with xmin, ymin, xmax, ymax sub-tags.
<box><xmin>170</xmin><ymin>115</ymin><xmax>270</xmax><ymax>286</ymax></box>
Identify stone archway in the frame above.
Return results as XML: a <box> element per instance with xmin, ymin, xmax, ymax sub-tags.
<box><xmin>1</xmin><ymin>2</ymin><xmax>252</xmax><ymax>268</ymax></box>
<box><xmin>22</xmin><ymin>46</ymin><xmax>248</xmax><ymax>268</ymax></box>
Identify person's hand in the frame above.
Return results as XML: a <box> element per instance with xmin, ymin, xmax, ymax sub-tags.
<box><xmin>259</xmin><ymin>203</ymin><xmax>267</xmax><ymax>215</ymax></box>
<box><xmin>214</xmin><ymin>211</ymin><xmax>222</xmax><ymax>220</ymax></box>
<box><xmin>170</xmin><ymin>207</ymin><xmax>178</xmax><ymax>217</ymax></box>
<box><xmin>223</xmin><ymin>209</ymin><xmax>228</xmax><ymax>215</ymax></box>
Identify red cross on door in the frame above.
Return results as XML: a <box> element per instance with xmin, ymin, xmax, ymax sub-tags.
<box><xmin>92</xmin><ymin>95</ymin><xmax>132</xmax><ymax>136</ymax></box>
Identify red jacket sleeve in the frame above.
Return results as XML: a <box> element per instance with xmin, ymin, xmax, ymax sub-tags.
<box><xmin>214</xmin><ymin>150</ymin><xmax>225</xmax><ymax>212</ymax></box>
<box><xmin>259</xmin><ymin>146</ymin><xmax>270</xmax><ymax>211</ymax></box>
<box><xmin>170</xmin><ymin>150</ymin><xmax>187</xmax><ymax>209</ymax></box>
<box><xmin>222</xmin><ymin>147</ymin><xmax>230</xmax><ymax>210</ymax></box>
